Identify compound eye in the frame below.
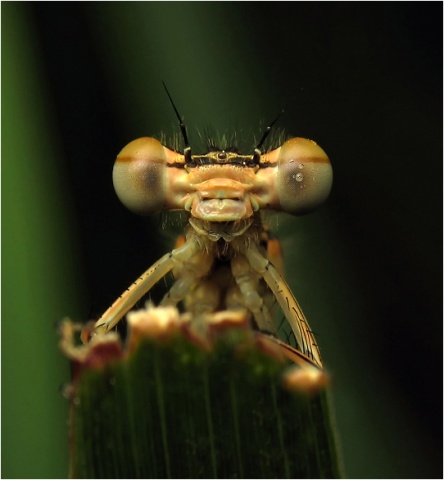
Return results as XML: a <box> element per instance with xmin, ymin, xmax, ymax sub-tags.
<box><xmin>276</xmin><ymin>138</ymin><xmax>333</xmax><ymax>214</ymax></box>
<box><xmin>112</xmin><ymin>137</ymin><xmax>169</xmax><ymax>215</ymax></box>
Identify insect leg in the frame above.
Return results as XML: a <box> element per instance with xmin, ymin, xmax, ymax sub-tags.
<box><xmin>184</xmin><ymin>279</ymin><xmax>221</xmax><ymax>316</ymax></box>
<box><xmin>160</xmin><ymin>250</ymin><xmax>214</xmax><ymax>307</ymax></box>
<box><xmin>245</xmin><ymin>244</ymin><xmax>323</xmax><ymax>368</ymax></box>
<box><xmin>231</xmin><ymin>254</ymin><xmax>276</xmax><ymax>333</ymax></box>
<box><xmin>84</xmin><ymin>239</ymin><xmax>200</xmax><ymax>340</ymax></box>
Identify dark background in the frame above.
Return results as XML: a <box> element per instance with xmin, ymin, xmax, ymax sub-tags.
<box><xmin>3</xmin><ymin>3</ymin><xmax>442</xmax><ymax>478</ymax></box>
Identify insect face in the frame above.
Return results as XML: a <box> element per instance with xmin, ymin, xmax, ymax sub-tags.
<box><xmin>112</xmin><ymin>136</ymin><xmax>332</xmax><ymax>223</ymax></box>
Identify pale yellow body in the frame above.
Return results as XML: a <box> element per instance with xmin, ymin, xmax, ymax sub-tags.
<box><xmin>84</xmin><ymin>135</ymin><xmax>333</xmax><ymax>371</ymax></box>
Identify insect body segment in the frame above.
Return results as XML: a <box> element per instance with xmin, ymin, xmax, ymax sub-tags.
<box><xmin>89</xmin><ymin>110</ymin><xmax>332</xmax><ymax>373</ymax></box>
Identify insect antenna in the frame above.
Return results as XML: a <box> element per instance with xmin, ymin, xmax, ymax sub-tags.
<box><xmin>253</xmin><ymin>109</ymin><xmax>285</xmax><ymax>162</ymax></box>
<box><xmin>162</xmin><ymin>81</ymin><xmax>192</xmax><ymax>162</ymax></box>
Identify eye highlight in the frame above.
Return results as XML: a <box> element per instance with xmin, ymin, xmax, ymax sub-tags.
<box><xmin>274</xmin><ymin>138</ymin><xmax>333</xmax><ymax>215</ymax></box>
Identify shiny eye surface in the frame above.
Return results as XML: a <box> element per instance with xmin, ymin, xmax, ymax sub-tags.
<box><xmin>112</xmin><ymin>137</ymin><xmax>170</xmax><ymax>215</ymax></box>
<box><xmin>275</xmin><ymin>138</ymin><xmax>332</xmax><ymax>215</ymax></box>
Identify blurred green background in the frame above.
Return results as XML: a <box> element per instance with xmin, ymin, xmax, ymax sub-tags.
<box><xmin>2</xmin><ymin>3</ymin><xmax>441</xmax><ymax>478</ymax></box>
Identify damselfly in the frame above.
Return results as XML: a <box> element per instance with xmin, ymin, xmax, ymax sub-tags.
<box><xmin>82</xmin><ymin>86</ymin><xmax>333</xmax><ymax>375</ymax></box>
